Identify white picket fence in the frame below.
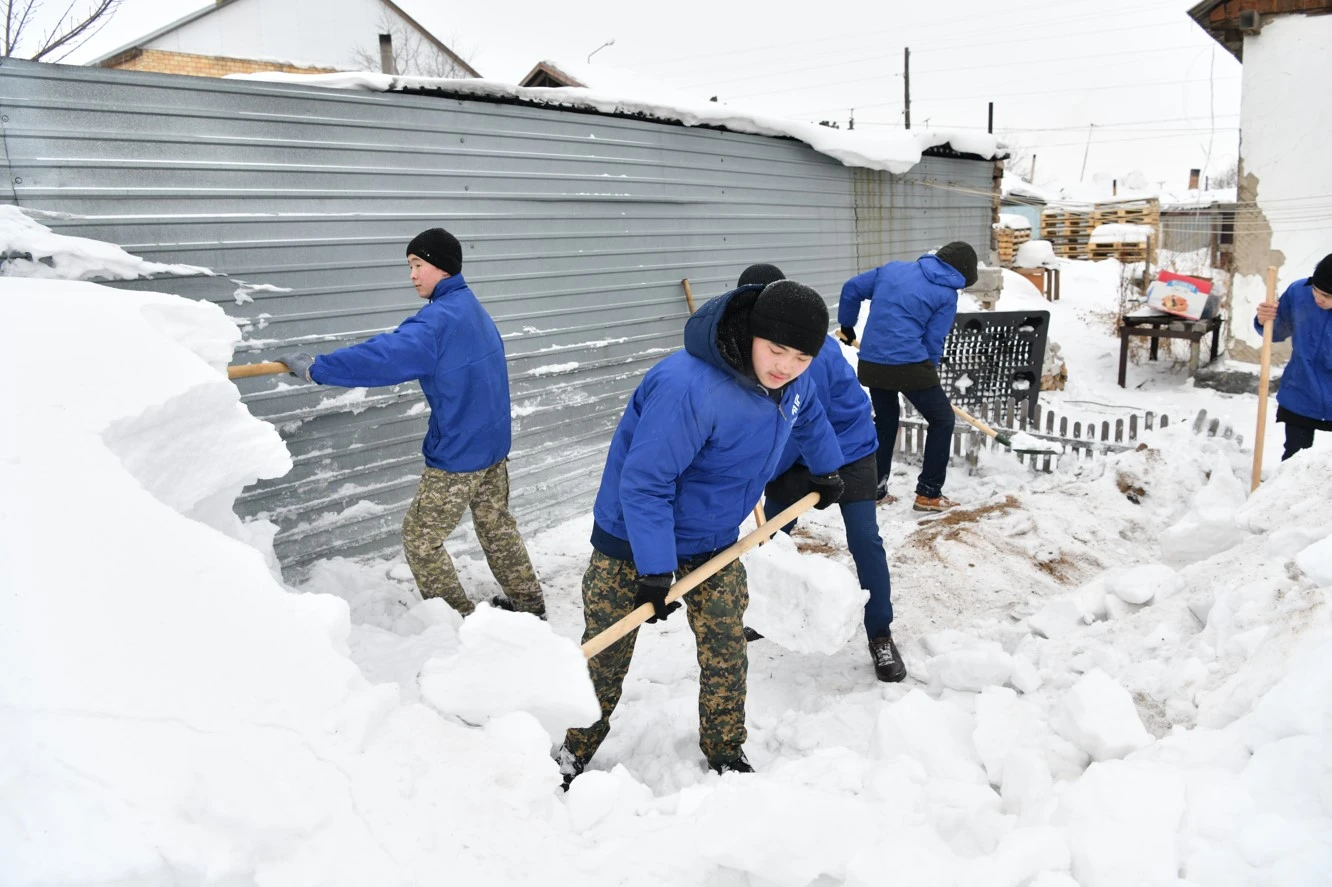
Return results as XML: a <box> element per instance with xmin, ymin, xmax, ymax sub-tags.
<box><xmin>898</xmin><ymin>401</ymin><xmax>1243</xmax><ymax>473</ymax></box>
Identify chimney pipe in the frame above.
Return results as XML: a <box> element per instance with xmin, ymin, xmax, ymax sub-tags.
<box><xmin>1112</xmin><ymin>179</ymin><xmax>1118</xmax><ymax>196</ymax></box>
<box><xmin>1188</xmin><ymin>168</ymin><xmax>1201</xmax><ymax>190</ymax></box>
<box><xmin>378</xmin><ymin>34</ymin><xmax>396</xmax><ymax>75</ymax></box>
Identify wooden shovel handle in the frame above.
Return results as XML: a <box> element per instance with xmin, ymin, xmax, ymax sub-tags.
<box><xmin>227</xmin><ymin>361</ymin><xmax>289</xmax><ymax>380</ymax></box>
<box><xmin>950</xmin><ymin>403</ymin><xmax>999</xmax><ymax>440</ymax></box>
<box><xmin>1251</xmin><ymin>265</ymin><xmax>1278</xmax><ymax>492</ymax></box>
<box><xmin>580</xmin><ymin>492</ymin><xmax>820</xmax><ymax>659</ymax></box>
<box><xmin>681</xmin><ymin>278</ymin><xmax>697</xmax><ymax>315</ymax></box>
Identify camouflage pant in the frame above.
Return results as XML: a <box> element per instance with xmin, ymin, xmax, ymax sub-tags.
<box><xmin>562</xmin><ymin>551</ymin><xmax>748</xmax><ymax>765</ymax></box>
<box><xmin>401</xmin><ymin>460</ymin><xmax>544</xmax><ymax>617</ymax></box>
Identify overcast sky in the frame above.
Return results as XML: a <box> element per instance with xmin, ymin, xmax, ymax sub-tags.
<box><xmin>52</xmin><ymin>0</ymin><xmax>1243</xmax><ymax>193</ymax></box>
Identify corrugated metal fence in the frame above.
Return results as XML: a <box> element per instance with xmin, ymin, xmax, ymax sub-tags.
<box><xmin>0</xmin><ymin>59</ymin><xmax>994</xmax><ymax>576</ymax></box>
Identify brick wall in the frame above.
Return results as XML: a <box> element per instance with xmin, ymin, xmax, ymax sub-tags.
<box><xmin>1208</xmin><ymin>0</ymin><xmax>1332</xmax><ymax>24</ymax></box>
<box><xmin>101</xmin><ymin>49</ymin><xmax>337</xmax><ymax>78</ymax></box>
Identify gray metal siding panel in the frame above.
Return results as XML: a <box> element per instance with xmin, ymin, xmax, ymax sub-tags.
<box><xmin>1</xmin><ymin>59</ymin><xmax>991</xmax><ymax>575</ymax></box>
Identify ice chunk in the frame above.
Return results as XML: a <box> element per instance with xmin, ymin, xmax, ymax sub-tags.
<box><xmin>418</xmin><ymin>605</ymin><xmax>599</xmax><ymax>740</ymax></box>
<box><xmin>1050</xmin><ymin>669</ymin><xmax>1152</xmax><ymax>761</ymax></box>
<box><xmin>742</xmin><ymin>531</ymin><xmax>867</xmax><ymax>655</ymax></box>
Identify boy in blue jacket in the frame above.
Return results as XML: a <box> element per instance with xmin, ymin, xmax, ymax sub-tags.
<box><xmin>743</xmin><ymin>265</ymin><xmax>906</xmax><ymax>684</ymax></box>
<box><xmin>558</xmin><ymin>280</ymin><xmax>845</xmax><ymax>786</ymax></box>
<box><xmin>278</xmin><ymin>228</ymin><xmax>544</xmax><ymax>619</ymax></box>
<box><xmin>838</xmin><ymin>242</ymin><xmax>978</xmax><ymax>513</ymax></box>
<box><xmin>1254</xmin><ymin>252</ymin><xmax>1332</xmax><ymax>460</ymax></box>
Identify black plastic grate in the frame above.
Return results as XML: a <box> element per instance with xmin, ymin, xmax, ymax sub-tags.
<box><xmin>940</xmin><ymin>310</ymin><xmax>1050</xmax><ymax>420</ymax></box>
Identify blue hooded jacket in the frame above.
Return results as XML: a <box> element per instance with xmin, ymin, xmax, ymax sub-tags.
<box><xmin>837</xmin><ymin>255</ymin><xmax>965</xmax><ymax>366</ymax></box>
<box><xmin>310</xmin><ymin>274</ymin><xmax>512</xmax><ymax>473</ymax></box>
<box><xmin>591</xmin><ymin>286</ymin><xmax>845</xmax><ymax>575</ymax></box>
<box><xmin>772</xmin><ymin>334</ymin><xmax>878</xmax><ymax>477</ymax></box>
<box><xmin>1253</xmin><ymin>277</ymin><xmax>1332</xmax><ymax>422</ymax></box>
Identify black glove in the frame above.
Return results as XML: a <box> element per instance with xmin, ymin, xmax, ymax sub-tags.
<box><xmin>808</xmin><ymin>472</ymin><xmax>844</xmax><ymax>510</ymax></box>
<box><xmin>839</xmin><ymin>325</ymin><xmax>857</xmax><ymax>346</ymax></box>
<box><xmin>633</xmin><ymin>573</ymin><xmax>679</xmax><ymax>624</ymax></box>
<box><xmin>278</xmin><ymin>352</ymin><xmax>316</xmax><ymax>382</ymax></box>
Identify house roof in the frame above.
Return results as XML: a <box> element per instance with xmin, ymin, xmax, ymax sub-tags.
<box><xmin>89</xmin><ymin>0</ymin><xmax>479</xmax><ymax>76</ymax></box>
<box><xmin>1188</xmin><ymin>0</ymin><xmax>1332</xmax><ymax>60</ymax></box>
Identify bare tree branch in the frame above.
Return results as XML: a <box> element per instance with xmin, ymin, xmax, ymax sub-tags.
<box><xmin>351</xmin><ymin>10</ymin><xmax>474</xmax><ymax>78</ymax></box>
<box><xmin>2</xmin><ymin>0</ymin><xmax>121</xmax><ymax>61</ymax></box>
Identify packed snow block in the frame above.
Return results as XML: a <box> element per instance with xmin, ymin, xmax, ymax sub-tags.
<box><xmin>844</xmin><ymin>827</ymin><xmax>964</xmax><ymax>887</ymax></box>
<box><xmin>928</xmin><ymin>641</ymin><xmax>1013</xmax><ymax>692</ymax></box>
<box><xmin>1050</xmin><ymin>669</ymin><xmax>1152</xmax><ymax>762</ymax></box>
<box><xmin>956</xmin><ymin>826</ymin><xmax>1072</xmax><ymax>887</ymax></box>
<box><xmin>1053</xmin><ymin>760</ymin><xmax>1186</xmax><ymax>887</ymax></box>
<box><xmin>1027</xmin><ymin>598</ymin><xmax>1091</xmax><ymax>639</ymax></box>
<box><xmin>563</xmin><ymin>764</ymin><xmax>654</xmax><ymax>832</ymax></box>
<box><xmin>418</xmin><ymin>606</ymin><xmax>599</xmax><ymax>740</ymax></box>
<box><xmin>693</xmin><ymin>778</ymin><xmax>879</xmax><ymax>887</ymax></box>
<box><xmin>973</xmin><ymin>687</ymin><xmax>1049</xmax><ymax>784</ymax></box>
<box><xmin>1235</xmin><ymin>450</ymin><xmax>1332</xmax><ymax>534</ymax></box>
<box><xmin>741</xmin><ymin>532</ymin><xmax>867</xmax><ymax>655</ymax></box>
<box><xmin>1294</xmin><ymin>533</ymin><xmax>1332</xmax><ymax>588</ymax></box>
<box><xmin>1157</xmin><ymin>452</ymin><xmax>1247</xmax><ymax>566</ymax></box>
<box><xmin>1103</xmin><ymin>563</ymin><xmax>1179</xmax><ymax>605</ymax></box>
<box><xmin>871</xmin><ymin>690</ymin><xmax>986</xmax><ymax>784</ymax></box>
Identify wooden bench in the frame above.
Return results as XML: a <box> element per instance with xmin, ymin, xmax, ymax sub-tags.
<box><xmin>1117</xmin><ymin>313</ymin><xmax>1223</xmax><ymax>388</ymax></box>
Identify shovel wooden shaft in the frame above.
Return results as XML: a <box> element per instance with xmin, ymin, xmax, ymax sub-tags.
<box><xmin>1251</xmin><ymin>265</ymin><xmax>1278</xmax><ymax>492</ymax></box>
<box><xmin>580</xmin><ymin>492</ymin><xmax>820</xmax><ymax>660</ymax></box>
<box><xmin>951</xmin><ymin>403</ymin><xmax>1003</xmax><ymax>441</ymax></box>
<box><xmin>681</xmin><ymin>278</ymin><xmax>697</xmax><ymax>315</ymax></box>
<box><xmin>227</xmin><ymin>361</ymin><xmax>288</xmax><ymax>380</ymax></box>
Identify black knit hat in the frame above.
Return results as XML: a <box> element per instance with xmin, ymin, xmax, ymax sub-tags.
<box><xmin>738</xmin><ymin>263</ymin><xmax>785</xmax><ymax>288</ymax></box>
<box><xmin>935</xmin><ymin>241</ymin><xmax>979</xmax><ymax>288</ymax></box>
<box><xmin>1313</xmin><ymin>253</ymin><xmax>1332</xmax><ymax>293</ymax></box>
<box><xmin>406</xmin><ymin>228</ymin><xmax>463</xmax><ymax>276</ymax></box>
<box><xmin>749</xmin><ymin>280</ymin><xmax>828</xmax><ymax>357</ymax></box>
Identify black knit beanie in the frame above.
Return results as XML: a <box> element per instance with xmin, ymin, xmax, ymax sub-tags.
<box><xmin>935</xmin><ymin>241</ymin><xmax>979</xmax><ymax>288</ymax></box>
<box><xmin>406</xmin><ymin>228</ymin><xmax>463</xmax><ymax>276</ymax></box>
<box><xmin>1312</xmin><ymin>253</ymin><xmax>1332</xmax><ymax>293</ymax></box>
<box><xmin>737</xmin><ymin>263</ymin><xmax>785</xmax><ymax>288</ymax></box>
<box><xmin>749</xmin><ymin>280</ymin><xmax>828</xmax><ymax>357</ymax></box>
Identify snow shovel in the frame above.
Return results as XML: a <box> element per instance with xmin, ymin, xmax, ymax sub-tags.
<box><xmin>950</xmin><ymin>404</ymin><xmax>1061</xmax><ymax>456</ymax></box>
<box><xmin>580</xmin><ymin>491</ymin><xmax>820</xmax><ymax>659</ymax></box>
<box><xmin>832</xmin><ymin>329</ymin><xmax>1057</xmax><ymax>457</ymax></box>
<box><xmin>1250</xmin><ymin>265</ymin><xmax>1279</xmax><ymax>492</ymax></box>
<box><xmin>227</xmin><ymin>361</ymin><xmax>288</xmax><ymax>380</ymax></box>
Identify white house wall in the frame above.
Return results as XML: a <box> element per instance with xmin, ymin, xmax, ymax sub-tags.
<box><xmin>1231</xmin><ymin>13</ymin><xmax>1332</xmax><ymax>351</ymax></box>
<box><xmin>143</xmin><ymin>0</ymin><xmax>412</xmax><ymax>71</ymax></box>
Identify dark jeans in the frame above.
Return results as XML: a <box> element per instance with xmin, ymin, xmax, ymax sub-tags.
<box><xmin>869</xmin><ymin>385</ymin><xmax>955</xmax><ymax>498</ymax></box>
<box><xmin>1283</xmin><ymin>424</ymin><xmax>1317</xmax><ymax>461</ymax></box>
<box><xmin>763</xmin><ymin>496</ymin><xmax>894</xmax><ymax>638</ymax></box>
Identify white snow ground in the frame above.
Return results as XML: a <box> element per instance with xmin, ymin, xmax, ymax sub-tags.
<box><xmin>2</xmin><ymin>239</ymin><xmax>1330</xmax><ymax>886</ymax></box>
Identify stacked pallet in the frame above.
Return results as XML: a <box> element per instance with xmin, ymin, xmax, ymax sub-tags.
<box><xmin>1091</xmin><ymin>199</ymin><xmax>1160</xmax><ymax>231</ymax></box>
<box><xmin>1040</xmin><ymin>208</ymin><xmax>1093</xmax><ymax>259</ymax></box>
<box><xmin>994</xmin><ymin>223</ymin><xmax>1032</xmax><ymax>266</ymax></box>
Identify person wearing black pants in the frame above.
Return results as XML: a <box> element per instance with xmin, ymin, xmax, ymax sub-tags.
<box><xmin>1254</xmin><ymin>253</ymin><xmax>1332</xmax><ymax>462</ymax></box>
<box><xmin>838</xmin><ymin>243</ymin><xmax>979</xmax><ymax>512</ymax></box>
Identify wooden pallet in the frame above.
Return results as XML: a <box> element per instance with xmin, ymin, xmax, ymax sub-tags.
<box><xmin>1088</xmin><ymin>241</ymin><xmax>1150</xmax><ymax>262</ymax></box>
<box><xmin>995</xmin><ymin>226</ymin><xmax>1032</xmax><ymax>265</ymax></box>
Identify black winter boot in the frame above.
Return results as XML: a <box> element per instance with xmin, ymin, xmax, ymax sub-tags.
<box><xmin>555</xmin><ymin>744</ymin><xmax>588</xmax><ymax>791</ymax></box>
<box><xmin>708</xmin><ymin>752</ymin><xmax>754</xmax><ymax>775</ymax></box>
<box><xmin>869</xmin><ymin>631</ymin><xmax>908</xmax><ymax>683</ymax></box>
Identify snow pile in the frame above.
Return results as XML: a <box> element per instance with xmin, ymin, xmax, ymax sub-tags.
<box><xmin>0</xmin><ymin>206</ymin><xmax>212</xmax><ymax>280</ymax></box>
<box><xmin>1014</xmin><ymin>239</ymin><xmax>1059</xmax><ymax>268</ymax></box>
<box><xmin>741</xmin><ymin>531</ymin><xmax>868</xmax><ymax>654</ymax></box>
<box><xmin>1089</xmin><ymin>223</ymin><xmax>1154</xmax><ymax>244</ymax></box>
<box><xmin>997</xmin><ymin>213</ymin><xmax>1032</xmax><ymax>230</ymax></box>
<box><xmin>228</xmin><ymin>70</ymin><xmax>1001</xmax><ymax>175</ymax></box>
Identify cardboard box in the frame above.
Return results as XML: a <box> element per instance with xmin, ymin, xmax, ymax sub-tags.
<box><xmin>1147</xmin><ymin>271</ymin><xmax>1212</xmax><ymax>320</ymax></box>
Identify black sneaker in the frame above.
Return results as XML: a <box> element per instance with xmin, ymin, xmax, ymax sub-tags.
<box><xmin>875</xmin><ymin>476</ymin><xmax>897</xmax><ymax>505</ymax></box>
<box><xmin>708</xmin><ymin>752</ymin><xmax>754</xmax><ymax>775</ymax></box>
<box><xmin>555</xmin><ymin>744</ymin><xmax>588</xmax><ymax>791</ymax></box>
<box><xmin>742</xmin><ymin>626</ymin><xmax>764</xmax><ymax>643</ymax></box>
<box><xmin>490</xmin><ymin>594</ymin><xmax>547</xmax><ymax>621</ymax></box>
<box><xmin>869</xmin><ymin>631</ymin><xmax>908</xmax><ymax>683</ymax></box>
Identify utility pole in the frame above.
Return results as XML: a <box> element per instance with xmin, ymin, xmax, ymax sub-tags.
<box><xmin>987</xmin><ymin>102</ymin><xmax>993</xmax><ymax>134</ymax></box>
<box><xmin>1079</xmin><ymin>123</ymin><xmax>1094</xmax><ymax>182</ymax></box>
<box><xmin>904</xmin><ymin>47</ymin><xmax>911</xmax><ymax>130</ymax></box>
<box><xmin>848</xmin><ymin>108</ymin><xmax>855</xmax><ymax>130</ymax></box>
<box><xmin>1030</xmin><ymin>153</ymin><xmax>1038</xmax><ymax>183</ymax></box>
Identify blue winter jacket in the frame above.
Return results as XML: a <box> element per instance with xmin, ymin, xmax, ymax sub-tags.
<box><xmin>1253</xmin><ymin>277</ymin><xmax>1332</xmax><ymax>422</ymax></box>
<box><xmin>837</xmin><ymin>255</ymin><xmax>965</xmax><ymax>366</ymax></box>
<box><xmin>310</xmin><ymin>274</ymin><xmax>512</xmax><ymax>473</ymax></box>
<box><xmin>772</xmin><ymin>334</ymin><xmax>878</xmax><ymax>477</ymax></box>
<box><xmin>591</xmin><ymin>287</ymin><xmax>845</xmax><ymax>575</ymax></box>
